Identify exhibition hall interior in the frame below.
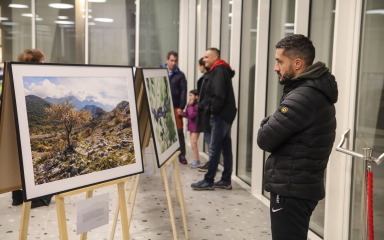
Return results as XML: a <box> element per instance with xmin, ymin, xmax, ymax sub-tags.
<box><xmin>0</xmin><ymin>0</ymin><xmax>383</xmax><ymax>239</ymax></box>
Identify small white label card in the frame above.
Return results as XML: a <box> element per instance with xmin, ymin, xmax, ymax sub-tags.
<box><xmin>76</xmin><ymin>193</ymin><xmax>109</xmax><ymax>235</ymax></box>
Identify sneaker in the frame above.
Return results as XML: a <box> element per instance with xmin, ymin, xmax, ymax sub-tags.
<box><xmin>191</xmin><ymin>180</ymin><xmax>214</xmax><ymax>191</ymax></box>
<box><xmin>198</xmin><ymin>161</ymin><xmax>209</xmax><ymax>172</ymax></box>
<box><xmin>214</xmin><ymin>180</ymin><xmax>232</xmax><ymax>190</ymax></box>
<box><xmin>179</xmin><ymin>156</ymin><xmax>187</xmax><ymax>164</ymax></box>
<box><xmin>189</xmin><ymin>160</ymin><xmax>200</xmax><ymax>168</ymax></box>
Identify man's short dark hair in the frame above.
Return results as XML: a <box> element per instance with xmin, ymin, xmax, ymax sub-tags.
<box><xmin>275</xmin><ymin>34</ymin><xmax>315</xmax><ymax>66</ymax></box>
<box><xmin>207</xmin><ymin>47</ymin><xmax>220</xmax><ymax>58</ymax></box>
<box><xmin>167</xmin><ymin>51</ymin><xmax>178</xmax><ymax>59</ymax></box>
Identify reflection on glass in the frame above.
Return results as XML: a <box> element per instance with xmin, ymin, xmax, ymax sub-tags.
<box><xmin>308</xmin><ymin>0</ymin><xmax>336</xmax><ymax>236</ymax></box>
<box><xmin>220</xmin><ymin>0</ymin><xmax>232</xmax><ymax>63</ymax></box>
<box><xmin>237</xmin><ymin>0</ymin><xmax>258</xmax><ymax>185</ymax></box>
<box><xmin>207</xmin><ymin>0</ymin><xmax>212</xmax><ymax>49</ymax></box>
<box><xmin>263</xmin><ymin>0</ymin><xmax>295</xmax><ymax>198</ymax></box>
<box><xmin>0</xmin><ymin>1</ymin><xmax>32</xmax><ymax>62</ymax></box>
<box><xmin>309</xmin><ymin>0</ymin><xmax>336</xmax><ymax>71</ymax></box>
<box><xmin>351</xmin><ymin>0</ymin><xmax>384</xmax><ymax>239</ymax></box>
<box><xmin>36</xmin><ymin>0</ymin><xmax>84</xmax><ymax>63</ymax></box>
<box><xmin>139</xmin><ymin>0</ymin><xmax>179</xmax><ymax>67</ymax></box>
<box><xmin>88</xmin><ymin>0</ymin><xmax>135</xmax><ymax>65</ymax></box>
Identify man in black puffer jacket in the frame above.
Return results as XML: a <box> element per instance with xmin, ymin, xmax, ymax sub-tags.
<box><xmin>257</xmin><ymin>34</ymin><xmax>338</xmax><ymax>240</ymax></box>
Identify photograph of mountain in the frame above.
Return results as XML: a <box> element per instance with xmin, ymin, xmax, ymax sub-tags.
<box><xmin>23</xmin><ymin>76</ymin><xmax>136</xmax><ymax>184</ymax></box>
<box><xmin>142</xmin><ymin>69</ymin><xmax>179</xmax><ymax>167</ymax></box>
<box><xmin>10</xmin><ymin>63</ymin><xmax>142</xmax><ymax>200</ymax></box>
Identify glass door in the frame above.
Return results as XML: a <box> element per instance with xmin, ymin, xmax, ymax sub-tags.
<box><xmin>263</xmin><ymin>0</ymin><xmax>295</xmax><ymax>199</ymax></box>
<box><xmin>350</xmin><ymin>0</ymin><xmax>384</xmax><ymax>239</ymax></box>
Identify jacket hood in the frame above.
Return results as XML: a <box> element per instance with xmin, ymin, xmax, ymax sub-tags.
<box><xmin>210</xmin><ymin>59</ymin><xmax>235</xmax><ymax>78</ymax></box>
<box><xmin>290</xmin><ymin>61</ymin><xmax>338</xmax><ymax>104</ymax></box>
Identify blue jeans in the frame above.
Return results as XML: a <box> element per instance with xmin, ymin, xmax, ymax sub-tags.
<box><xmin>204</xmin><ymin>116</ymin><xmax>232</xmax><ymax>183</ymax></box>
<box><xmin>204</xmin><ymin>132</ymin><xmax>211</xmax><ymax>151</ymax></box>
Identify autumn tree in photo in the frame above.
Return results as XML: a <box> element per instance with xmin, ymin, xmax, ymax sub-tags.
<box><xmin>45</xmin><ymin>97</ymin><xmax>92</xmax><ymax>151</ymax></box>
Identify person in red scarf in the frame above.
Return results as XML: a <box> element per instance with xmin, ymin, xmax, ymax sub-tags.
<box><xmin>191</xmin><ymin>48</ymin><xmax>237</xmax><ymax>190</ymax></box>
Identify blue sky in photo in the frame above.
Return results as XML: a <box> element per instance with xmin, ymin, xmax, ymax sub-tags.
<box><xmin>23</xmin><ymin>76</ymin><xmax>129</xmax><ymax>107</ymax></box>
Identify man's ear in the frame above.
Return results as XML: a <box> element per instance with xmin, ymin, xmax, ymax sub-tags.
<box><xmin>294</xmin><ymin>58</ymin><xmax>304</xmax><ymax>70</ymax></box>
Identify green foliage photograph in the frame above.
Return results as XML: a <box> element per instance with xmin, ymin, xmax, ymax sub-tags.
<box><xmin>145</xmin><ymin>76</ymin><xmax>178</xmax><ymax>154</ymax></box>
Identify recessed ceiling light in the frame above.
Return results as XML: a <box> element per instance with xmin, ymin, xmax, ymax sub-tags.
<box><xmin>55</xmin><ymin>20</ymin><xmax>75</xmax><ymax>25</ymax></box>
<box><xmin>22</xmin><ymin>13</ymin><xmax>33</xmax><ymax>17</ymax></box>
<box><xmin>58</xmin><ymin>16</ymin><xmax>69</xmax><ymax>20</ymax></box>
<box><xmin>2</xmin><ymin>22</ymin><xmax>19</xmax><ymax>26</ymax></box>
<box><xmin>9</xmin><ymin>4</ymin><xmax>29</xmax><ymax>8</ymax></box>
<box><xmin>0</xmin><ymin>17</ymin><xmax>9</xmax><ymax>21</ymax></box>
<box><xmin>94</xmin><ymin>18</ymin><xmax>113</xmax><ymax>23</ymax></box>
<box><xmin>49</xmin><ymin>3</ymin><xmax>74</xmax><ymax>9</ymax></box>
<box><xmin>89</xmin><ymin>0</ymin><xmax>106</xmax><ymax>2</ymax></box>
<box><xmin>366</xmin><ymin>9</ymin><xmax>384</xmax><ymax>15</ymax></box>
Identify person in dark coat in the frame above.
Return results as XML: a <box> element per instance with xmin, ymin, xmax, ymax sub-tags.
<box><xmin>191</xmin><ymin>48</ymin><xmax>237</xmax><ymax>190</ymax></box>
<box><xmin>257</xmin><ymin>34</ymin><xmax>338</xmax><ymax>240</ymax></box>
<box><xmin>163</xmin><ymin>51</ymin><xmax>188</xmax><ymax>164</ymax></box>
<box><xmin>196</xmin><ymin>57</ymin><xmax>212</xmax><ymax>172</ymax></box>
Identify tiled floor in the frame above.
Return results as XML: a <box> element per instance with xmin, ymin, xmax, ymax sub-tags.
<box><xmin>0</xmin><ymin>145</ymin><xmax>271</xmax><ymax>240</ymax></box>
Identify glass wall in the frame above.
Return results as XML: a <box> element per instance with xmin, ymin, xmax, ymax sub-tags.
<box><xmin>220</xmin><ymin>0</ymin><xmax>232</xmax><ymax>63</ymax></box>
<box><xmin>263</xmin><ymin>0</ymin><xmax>295</xmax><ymax>198</ymax></box>
<box><xmin>206</xmin><ymin>0</ymin><xmax>212</xmax><ymax>49</ymax></box>
<box><xmin>237</xmin><ymin>0</ymin><xmax>258</xmax><ymax>185</ymax></box>
<box><xmin>351</xmin><ymin>0</ymin><xmax>384</xmax><ymax>239</ymax></box>
<box><xmin>0</xmin><ymin>1</ymin><xmax>32</xmax><ymax>62</ymax></box>
<box><xmin>88</xmin><ymin>0</ymin><xmax>136</xmax><ymax>65</ymax></box>
<box><xmin>139</xmin><ymin>0</ymin><xmax>179</xmax><ymax>67</ymax></box>
<box><xmin>307</xmin><ymin>0</ymin><xmax>336</xmax><ymax>236</ymax></box>
<box><xmin>309</xmin><ymin>0</ymin><xmax>336</xmax><ymax>71</ymax></box>
<box><xmin>36</xmin><ymin>1</ymin><xmax>84</xmax><ymax>64</ymax></box>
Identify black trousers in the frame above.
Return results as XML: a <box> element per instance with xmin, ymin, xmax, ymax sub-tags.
<box><xmin>270</xmin><ymin>192</ymin><xmax>318</xmax><ymax>240</ymax></box>
<box><xmin>177</xmin><ymin>128</ymin><xmax>186</xmax><ymax>157</ymax></box>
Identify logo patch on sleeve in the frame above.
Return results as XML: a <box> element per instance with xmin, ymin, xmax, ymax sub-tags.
<box><xmin>281</xmin><ymin>106</ymin><xmax>288</xmax><ymax>114</ymax></box>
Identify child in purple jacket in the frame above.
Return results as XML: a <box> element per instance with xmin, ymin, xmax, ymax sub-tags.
<box><xmin>182</xmin><ymin>89</ymin><xmax>200</xmax><ymax>167</ymax></box>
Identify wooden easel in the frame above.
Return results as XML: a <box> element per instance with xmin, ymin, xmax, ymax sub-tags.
<box><xmin>54</xmin><ymin>178</ymin><xmax>131</xmax><ymax>240</ymax></box>
<box><xmin>160</xmin><ymin>151</ymin><xmax>189</xmax><ymax>240</ymax></box>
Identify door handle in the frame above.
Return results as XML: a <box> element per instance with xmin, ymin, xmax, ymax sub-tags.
<box><xmin>336</xmin><ymin>128</ymin><xmax>384</xmax><ymax>165</ymax></box>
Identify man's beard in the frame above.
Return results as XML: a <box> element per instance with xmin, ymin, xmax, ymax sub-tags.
<box><xmin>277</xmin><ymin>69</ymin><xmax>295</xmax><ymax>85</ymax></box>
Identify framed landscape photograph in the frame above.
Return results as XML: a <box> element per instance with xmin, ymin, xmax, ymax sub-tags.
<box><xmin>141</xmin><ymin>68</ymin><xmax>179</xmax><ymax>167</ymax></box>
<box><xmin>9</xmin><ymin>63</ymin><xmax>143</xmax><ymax>200</ymax></box>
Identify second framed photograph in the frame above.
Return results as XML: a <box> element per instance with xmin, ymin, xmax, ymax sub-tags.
<box><xmin>141</xmin><ymin>68</ymin><xmax>180</xmax><ymax>167</ymax></box>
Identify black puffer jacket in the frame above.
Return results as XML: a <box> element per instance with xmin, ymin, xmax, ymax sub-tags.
<box><xmin>257</xmin><ymin>62</ymin><xmax>338</xmax><ymax>201</ymax></box>
<box><xmin>196</xmin><ymin>61</ymin><xmax>237</xmax><ymax>132</ymax></box>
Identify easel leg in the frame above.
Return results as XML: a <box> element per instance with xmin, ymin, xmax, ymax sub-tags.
<box><xmin>127</xmin><ymin>176</ymin><xmax>135</xmax><ymax>204</ymax></box>
<box><xmin>109</xmin><ymin>199</ymin><xmax>120</xmax><ymax>240</ymax></box>
<box><xmin>161</xmin><ymin>166</ymin><xmax>178</xmax><ymax>240</ymax></box>
<box><xmin>128</xmin><ymin>174</ymin><xmax>140</xmax><ymax>227</ymax></box>
<box><xmin>80</xmin><ymin>191</ymin><xmax>94</xmax><ymax>240</ymax></box>
<box><xmin>172</xmin><ymin>165</ymin><xmax>179</xmax><ymax>204</ymax></box>
<box><xmin>19</xmin><ymin>201</ymin><xmax>31</xmax><ymax>240</ymax></box>
<box><xmin>117</xmin><ymin>182</ymin><xmax>130</xmax><ymax>240</ymax></box>
<box><xmin>125</xmin><ymin>176</ymin><xmax>130</xmax><ymax>191</ymax></box>
<box><xmin>149</xmin><ymin>140</ymin><xmax>157</xmax><ymax>173</ymax></box>
<box><xmin>174</xmin><ymin>159</ymin><xmax>189</xmax><ymax>240</ymax></box>
<box><xmin>55</xmin><ymin>195</ymin><xmax>68</xmax><ymax>240</ymax></box>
